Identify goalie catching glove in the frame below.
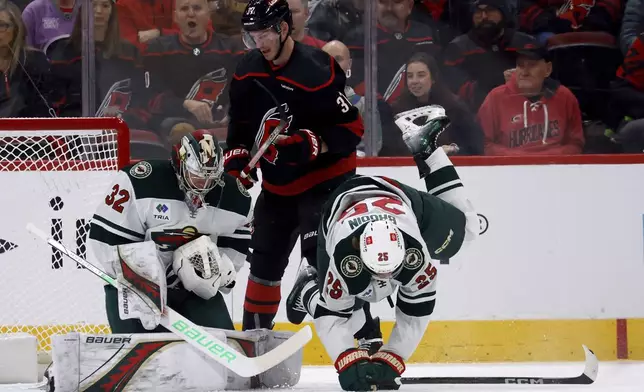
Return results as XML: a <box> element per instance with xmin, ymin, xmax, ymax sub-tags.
<box><xmin>113</xmin><ymin>241</ymin><xmax>167</xmax><ymax>331</ymax></box>
<box><xmin>173</xmin><ymin>235</ymin><xmax>236</xmax><ymax>299</ymax></box>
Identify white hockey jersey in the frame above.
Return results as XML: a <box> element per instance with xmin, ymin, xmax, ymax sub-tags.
<box><xmin>88</xmin><ymin>160</ymin><xmax>252</xmax><ymax>283</ymax></box>
<box><xmin>314</xmin><ymin>175</ymin><xmax>467</xmax><ymax>362</ymax></box>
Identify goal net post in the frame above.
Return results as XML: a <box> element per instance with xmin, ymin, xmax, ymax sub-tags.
<box><xmin>0</xmin><ymin>117</ymin><xmax>130</xmax><ymax>356</ymax></box>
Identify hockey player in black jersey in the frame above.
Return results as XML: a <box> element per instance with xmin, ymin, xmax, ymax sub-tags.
<box><xmin>223</xmin><ymin>0</ymin><xmax>366</xmax><ymax>334</ymax></box>
<box><xmin>286</xmin><ymin>105</ymin><xmax>480</xmax><ymax>391</ymax></box>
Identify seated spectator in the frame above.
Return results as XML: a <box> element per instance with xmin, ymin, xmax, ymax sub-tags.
<box><xmin>48</xmin><ymin>0</ymin><xmax>148</xmax><ymax>123</ymax></box>
<box><xmin>209</xmin><ymin>0</ymin><xmax>246</xmax><ymax>38</ymax></box>
<box><xmin>22</xmin><ymin>0</ymin><xmax>76</xmax><ymax>51</ymax></box>
<box><xmin>411</xmin><ymin>0</ymin><xmax>473</xmax><ymax>46</ymax></box>
<box><xmin>520</xmin><ymin>0</ymin><xmax>622</xmax><ymax>43</ymax></box>
<box><xmin>306</xmin><ymin>0</ymin><xmax>364</xmax><ymax>42</ymax></box>
<box><xmin>116</xmin><ymin>0</ymin><xmax>175</xmax><ymax>48</ymax></box>
<box><xmin>390</xmin><ymin>52</ymin><xmax>483</xmax><ymax>156</ymax></box>
<box><xmin>478</xmin><ymin>45</ymin><xmax>584</xmax><ymax>155</ymax></box>
<box><xmin>322</xmin><ymin>39</ymin><xmax>382</xmax><ymax>156</ymax></box>
<box><xmin>288</xmin><ymin>0</ymin><xmax>326</xmax><ymax>48</ymax></box>
<box><xmin>345</xmin><ymin>0</ymin><xmax>441</xmax><ymax>104</ymax></box>
<box><xmin>619</xmin><ymin>0</ymin><xmax>644</xmax><ymax>56</ymax></box>
<box><xmin>0</xmin><ymin>1</ymin><xmax>52</xmax><ymax>117</ymax></box>
<box><xmin>142</xmin><ymin>0</ymin><xmax>244</xmax><ymax>145</ymax></box>
<box><xmin>612</xmin><ymin>118</ymin><xmax>644</xmax><ymax>152</ymax></box>
<box><xmin>443</xmin><ymin>0</ymin><xmax>537</xmax><ymax>112</ymax></box>
<box><xmin>606</xmin><ymin>32</ymin><xmax>644</xmax><ymax>138</ymax></box>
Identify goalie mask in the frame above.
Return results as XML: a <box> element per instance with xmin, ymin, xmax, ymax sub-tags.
<box><xmin>171</xmin><ymin>130</ymin><xmax>224</xmax><ymax>204</ymax></box>
<box><xmin>360</xmin><ymin>220</ymin><xmax>406</xmax><ymax>280</ymax></box>
<box><xmin>395</xmin><ymin>105</ymin><xmax>451</xmax><ymax>158</ymax></box>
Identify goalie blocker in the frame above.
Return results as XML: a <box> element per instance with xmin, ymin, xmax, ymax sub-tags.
<box><xmin>50</xmin><ymin>329</ymin><xmax>303</xmax><ymax>391</ymax></box>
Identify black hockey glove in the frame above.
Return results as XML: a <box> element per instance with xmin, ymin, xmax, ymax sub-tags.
<box><xmin>335</xmin><ymin>349</ymin><xmax>376</xmax><ymax>391</ymax></box>
<box><xmin>274</xmin><ymin>129</ymin><xmax>322</xmax><ymax>164</ymax></box>
<box><xmin>368</xmin><ymin>351</ymin><xmax>406</xmax><ymax>390</ymax></box>
<box><xmin>223</xmin><ymin>147</ymin><xmax>257</xmax><ymax>188</ymax></box>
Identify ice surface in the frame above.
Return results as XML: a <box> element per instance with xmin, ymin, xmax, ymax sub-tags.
<box><xmin>0</xmin><ymin>361</ymin><xmax>642</xmax><ymax>391</ymax></box>
<box><xmin>287</xmin><ymin>361</ymin><xmax>644</xmax><ymax>392</ymax></box>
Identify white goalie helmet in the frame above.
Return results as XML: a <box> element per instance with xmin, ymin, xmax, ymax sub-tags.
<box><xmin>359</xmin><ymin>220</ymin><xmax>406</xmax><ymax>279</ymax></box>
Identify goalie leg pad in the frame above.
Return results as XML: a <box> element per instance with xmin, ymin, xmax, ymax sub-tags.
<box><xmin>114</xmin><ymin>241</ymin><xmax>167</xmax><ymax>331</ymax></box>
<box><xmin>52</xmin><ymin>331</ymin><xmax>228</xmax><ymax>392</ymax></box>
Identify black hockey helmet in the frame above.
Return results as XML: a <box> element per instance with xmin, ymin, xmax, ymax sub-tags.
<box><xmin>241</xmin><ymin>0</ymin><xmax>292</xmax><ymax>35</ymax></box>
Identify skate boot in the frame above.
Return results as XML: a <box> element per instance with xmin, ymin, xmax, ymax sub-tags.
<box><xmin>354</xmin><ymin>316</ymin><xmax>384</xmax><ymax>355</ymax></box>
<box><xmin>286</xmin><ymin>265</ymin><xmax>318</xmax><ymax>325</ymax></box>
<box><xmin>394</xmin><ymin>105</ymin><xmax>452</xmax><ymax>177</ymax></box>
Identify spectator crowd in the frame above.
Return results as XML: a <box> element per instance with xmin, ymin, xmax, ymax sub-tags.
<box><xmin>2</xmin><ymin>0</ymin><xmax>644</xmax><ymax>157</ymax></box>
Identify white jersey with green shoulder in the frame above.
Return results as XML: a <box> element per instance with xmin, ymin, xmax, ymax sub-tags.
<box><xmin>88</xmin><ymin>160</ymin><xmax>252</xmax><ymax>283</ymax></box>
<box><xmin>314</xmin><ymin>176</ymin><xmax>439</xmax><ymax>362</ymax></box>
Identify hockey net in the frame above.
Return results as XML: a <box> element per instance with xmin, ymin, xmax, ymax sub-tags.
<box><xmin>0</xmin><ymin>118</ymin><xmax>130</xmax><ymax>354</ymax></box>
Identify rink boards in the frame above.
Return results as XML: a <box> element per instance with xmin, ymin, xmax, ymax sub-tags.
<box><xmin>2</xmin><ymin>156</ymin><xmax>644</xmax><ymax>364</ymax></box>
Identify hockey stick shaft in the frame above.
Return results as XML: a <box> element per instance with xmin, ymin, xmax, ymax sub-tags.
<box><xmin>240</xmin><ymin>79</ymin><xmax>288</xmax><ymax>179</ymax></box>
<box><xmin>395</xmin><ymin>345</ymin><xmax>598</xmax><ymax>386</ymax></box>
<box><xmin>26</xmin><ymin>223</ymin><xmax>312</xmax><ymax>378</ymax></box>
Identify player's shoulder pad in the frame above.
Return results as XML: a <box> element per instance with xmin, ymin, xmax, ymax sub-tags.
<box><xmin>283</xmin><ymin>43</ymin><xmax>346</xmax><ymax>92</ymax></box>
<box><xmin>232</xmin><ymin>49</ymin><xmax>267</xmax><ymax>80</ymax></box>
<box><xmin>394</xmin><ymin>231</ymin><xmax>428</xmax><ymax>286</ymax></box>
<box><xmin>205</xmin><ymin>172</ymin><xmax>252</xmax><ymax>217</ymax></box>
<box><xmin>331</xmin><ymin>226</ymin><xmax>371</xmax><ymax>295</ymax></box>
<box><xmin>121</xmin><ymin>160</ymin><xmax>184</xmax><ymax>201</ymax></box>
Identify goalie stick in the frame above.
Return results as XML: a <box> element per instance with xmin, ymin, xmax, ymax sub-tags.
<box><xmin>25</xmin><ymin>223</ymin><xmax>312</xmax><ymax>378</ymax></box>
<box><xmin>394</xmin><ymin>345</ymin><xmax>598</xmax><ymax>386</ymax></box>
<box><xmin>240</xmin><ymin>79</ymin><xmax>288</xmax><ymax>180</ymax></box>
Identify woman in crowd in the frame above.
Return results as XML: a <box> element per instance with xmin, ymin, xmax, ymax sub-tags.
<box><xmin>0</xmin><ymin>0</ymin><xmax>52</xmax><ymax>117</ymax></box>
<box><xmin>48</xmin><ymin>0</ymin><xmax>148</xmax><ymax>124</ymax></box>
<box><xmin>389</xmin><ymin>51</ymin><xmax>484</xmax><ymax>156</ymax></box>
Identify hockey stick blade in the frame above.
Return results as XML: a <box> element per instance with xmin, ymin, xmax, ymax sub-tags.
<box><xmin>25</xmin><ymin>223</ymin><xmax>312</xmax><ymax>378</ymax></box>
<box><xmin>397</xmin><ymin>345</ymin><xmax>598</xmax><ymax>385</ymax></box>
<box><xmin>240</xmin><ymin>79</ymin><xmax>288</xmax><ymax>180</ymax></box>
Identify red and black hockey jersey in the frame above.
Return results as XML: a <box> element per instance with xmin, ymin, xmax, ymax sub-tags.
<box><xmin>48</xmin><ymin>39</ymin><xmax>148</xmax><ymax>120</ymax></box>
<box><xmin>344</xmin><ymin>21</ymin><xmax>440</xmax><ymax>104</ymax></box>
<box><xmin>519</xmin><ymin>0</ymin><xmax>622</xmax><ymax>34</ymax></box>
<box><xmin>142</xmin><ymin>32</ymin><xmax>245</xmax><ymax>120</ymax></box>
<box><xmin>224</xmin><ymin>42</ymin><xmax>364</xmax><ymax>196</ymax></box>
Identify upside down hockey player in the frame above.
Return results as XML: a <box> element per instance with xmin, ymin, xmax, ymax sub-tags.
<box><xmin>223</xmin><ymin>0</ymin><xmax>383</xmax><ymax>347</ymax></box>
<box><xmin>286</xmin><ymin>106</ymin><xmax>481</xmax><ymax>391</ymax></box>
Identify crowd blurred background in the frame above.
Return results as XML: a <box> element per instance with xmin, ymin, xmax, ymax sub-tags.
<box><xmin>2</xmin><ymin>0</ymin><xmax>644</xmax><ymax>159</ymax></box>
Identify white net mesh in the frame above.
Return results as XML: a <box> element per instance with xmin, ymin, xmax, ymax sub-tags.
<box><xmin>0</xmin><ymin>118</ymin><xmax>129</xmax><ymax>353</ymax></box>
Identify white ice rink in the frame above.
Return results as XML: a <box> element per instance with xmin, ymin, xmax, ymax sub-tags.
<box><xmin>2</xmin><ymin>361</ymin><xmax>643</xmax><ymax>391</ymax></box>
<box><xmin>289</xmin><ymin>361</ymin><xmax>644</xmax><ymax>392</ymax></box>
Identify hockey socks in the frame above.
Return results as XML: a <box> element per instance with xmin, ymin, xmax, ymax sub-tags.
<box><xmin>243</xmin><ymin>274</ymin><xmax>281</xmax><ymax>330</ymax></box>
